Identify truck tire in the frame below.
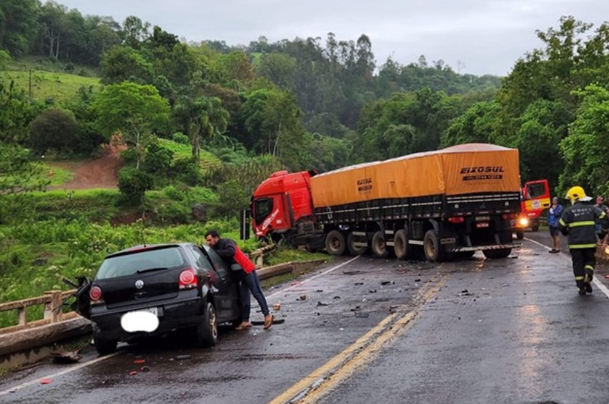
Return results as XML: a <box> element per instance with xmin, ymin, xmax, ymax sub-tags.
<box><xmin>423</xmin><ymin>229</ymin><xmax>450</xmax><ymax>262</ymax></box>
<box><xmin>347</xmin><ymin>232</ymin><xmax>367</xmax><ymax>255</ymax></box>
<box><xmin>393</xmin><ymin>229</ymin><xmax>409</xmax><ymax>260</ymax></box>
<box><xmin>515</xmin><ymin>231</ymin><xmax>524</xmax><ymax>240</ymax></box>
<box><xmin>483</xmin><ymin>248</ymin><xmax>512</xmax><ymax>259</ymax></box>
<box><xmin>371</xmin><ymin>231</ymin><xmax>389</xmax><ymax>258</ymax></box>
<box><xmin>196</xmin><ymin>301</ymin><xmax>218</xmax><ymax>347</ymax></box>
<box><xmin>325</xmin><ymin>230</ymin><xmax>346</xmax><ymax>256</ymax></box>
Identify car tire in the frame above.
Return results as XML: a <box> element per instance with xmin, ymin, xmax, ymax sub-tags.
<box><xmin>196</xmin><ymin>301</ymin><xmax>218</xmax><ymax>347</ymax></box>
<box><xmin>94</xmin><ymin>337</ymin><xmax>117</xmax><ymax>356</ymax></box>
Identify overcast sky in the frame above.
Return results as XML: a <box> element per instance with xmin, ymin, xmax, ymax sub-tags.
<box><xmin>58</xmin><ymin>0</ymin><xmax>608</xmax><ymax>76</ymax></box>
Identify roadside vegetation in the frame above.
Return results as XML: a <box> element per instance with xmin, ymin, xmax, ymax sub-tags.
<box><xmin>2</xmin><ymin>1</ymin><xmax>609</xmax><ymax>328</ymax></box>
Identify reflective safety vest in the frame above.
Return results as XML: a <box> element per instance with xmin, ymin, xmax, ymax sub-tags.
<box><xmin>559</xmin><ymin>202</ymin><xmax>607</xmax><ymax>249</ymax></box>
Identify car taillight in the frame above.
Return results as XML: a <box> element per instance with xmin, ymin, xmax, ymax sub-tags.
<box><xmin>90</xmin><ymin>286</ymin><xmax>103</xmax><ymax>303</ymax></box>
<box><xmin>179</xmin><ymin>268</ymin><xmax>198</xmax><ymax>290</ymax></box>
<box><xmin>448</xmin><ymin>216</ymin><xmax>465</xmax><ymax>224</ymax></box>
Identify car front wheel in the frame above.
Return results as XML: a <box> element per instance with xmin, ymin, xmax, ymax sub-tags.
<box><xmin>196</xmin><ymin>301</ymin><xmax>218</xmax><ymax>347</ymax></box>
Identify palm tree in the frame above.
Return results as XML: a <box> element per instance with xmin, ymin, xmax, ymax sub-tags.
<box><xmin>172</xmin><ymin>96</ymin><xmax>229</xmax><ymax>158</ymax></box>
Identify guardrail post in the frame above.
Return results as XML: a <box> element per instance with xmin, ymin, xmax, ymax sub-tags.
<box><xmin>43</xmin><ymin>290</ymin><xmax>62</xmax><ymax>323</ymax></box>
<box><xmin>18</xmin><ymin>308</ymin><xmax>26</xmax><ymax>327</ymax></box>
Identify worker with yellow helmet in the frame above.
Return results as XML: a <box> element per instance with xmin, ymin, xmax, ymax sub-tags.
<box><xmin>559</xmin><ymin>186</ymin><xmax>609</xmax><ymax>295</ymax></box>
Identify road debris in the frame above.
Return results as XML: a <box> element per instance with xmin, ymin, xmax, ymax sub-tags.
<box><xmin>355</xmin><ymin>282</ymin><xmax>364</xmax><ymax>286</ymax></box>
<box><xmin>381</xmin><ymin>281</ymin><xmax>394</xmax><ymax>285</ymax></box>
<box><xmin>134</xmin><ymin>359</ymin><xmax>145</xmax><ymax>364</ymax></box>
<box><xmin>40</xmin><ymin>378</ymin><xmax>52</xmax><ymax>385</ymax></box>
<box><xmin>355</xmin><ymin>312</ymin><xmax>369</xmax><ymax>318</ymax></box>
<box><xmin>460</xmin><ymin>289</ymin><xmax>472</xmax><ymax>296</ymax></box>
<box><xmin>50</xmin><ymin>349</ymin><xmax>81</xmax><ymax>364</ymax></box>
<box><xmin>333</xmin><ymin>296</ymin><xmax>341</xmax><ymax>299</ymax></box>
<box><xmin>174</xmin><ymin>355</ymin><xmax>191</xmax><ymax>361</ymax></box>
<box><xmin>129</xmin><ymin>371</ymin><xmax>138</xmax><ymax>376</ymax></box>
<box><xmin>140</xmin><ymin>366</ymin><xmax>150</xmax><ymax>372</ymax></box>
<box><xmin>316</xmin><ymin>301</ymin><xmax>329</xmax><ymax>307</ymax></box>
<box><xmin>369</xmin><ymin>289</ymin><xmax>377</xmax><ymax>293</ymax></box>
<box><xmin>273</xmin><ymin>302</ymin><xmax>281</xmax><ymax>311</ymax></box>
<box><xmin>298</xmin><ymin>294</ymin><xmax>307</xmax><ymax>301</ymax></box>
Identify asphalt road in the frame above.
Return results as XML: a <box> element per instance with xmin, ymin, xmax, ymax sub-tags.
<box><xmin>2</xmin><ymin>234</ymin><xmax>609</xmax><ymax>404</ymax></box>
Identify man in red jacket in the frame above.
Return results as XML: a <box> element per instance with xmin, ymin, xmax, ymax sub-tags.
<box><xmin>205</xmin><ymin>230</ymin><xmax>273</xmax><ymax>330</ymax></box>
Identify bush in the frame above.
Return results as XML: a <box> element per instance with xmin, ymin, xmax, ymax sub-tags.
<box><xmin>73</xmin><ymin>122</ymin><xmax>107</xmax><ymax>155</ymax></box>
<box><xmin>171</xmin><ymin>157</ymin><xmax>202</xmax><ymax>186</ymax></box>
<box><xmin>156</xmin><ymin>203</ymin><xmax>191</xmax><ymax>224</ymax></box>
<box><xmin>29</xmin><ymin>109</ymin><xmax>78</xmax><ymax>154</ymax></box>
<box><xmin>143</xmin><ymin>141</ymin><xmax>174</xmax><ymax>177</ymax></box>
<box><xmin>118</xmin><ymin>168</ymin><xmax>154</xmax><ymax>206</ymax></box>
<box><xmin>162</xmin><ymin>185</ymin><xmax>185</xmax><ymax>201</ymax></box>
<box><xmin>171</xmin><ymin>132</ymin><xmax>190</xmax><ymax>145</ymax></box>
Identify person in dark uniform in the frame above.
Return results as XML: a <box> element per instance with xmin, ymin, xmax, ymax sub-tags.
<box><xmin>559</xmin><ymin>186</ymin><xmax>608</xmax><ymax>295</ymax></box>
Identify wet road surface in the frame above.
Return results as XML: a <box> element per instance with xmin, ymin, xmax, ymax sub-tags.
<box><xmin>2</xmin><ymin>235</ymin><xmax>609</xmax><ymax>404</ymax></box>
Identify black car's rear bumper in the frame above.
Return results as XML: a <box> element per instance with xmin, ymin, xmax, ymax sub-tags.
<box><xmin>91</xmin><ymin>294</ymin><xmax>204</xmax><ymax>341</ymax></box>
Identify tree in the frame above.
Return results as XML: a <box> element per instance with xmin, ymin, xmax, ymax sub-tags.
<box><xmin>0</xmin><ymin>143</ymin><xmax>48</xmax><ymax>196</ymax></box>
<box><xmin>0</xmin><ymin>0</ymin><xmax>39</xmax><ymax>57</ymax></box>
<box><xmin>172</xmin><ymin>96</ymin><xmax>229</xmax><ymax>158</ymax></box>
<box><xmin>93</xmin><ymin>82</ymin><xmax>169</xmax><ymax>169</ymax></box>
<box><xmin>29</xmin><ymin>108</ymin><xmax>78</xmax><ymax>154</ymax></box>
<box><xmin>559</xmin><ymin>85</ymin><xmax>609</xmax><ymax>196</ymax></box>
<box><xmin>100</xmin><ymin>46</ymin><xmax>154</xmax><ymax>84</ymax></box>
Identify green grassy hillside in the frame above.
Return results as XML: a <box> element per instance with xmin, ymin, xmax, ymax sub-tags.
<box><xmin>2</xmin><ymin>58</ymin><xmax>100</xmax><ymax>102</ymax></box>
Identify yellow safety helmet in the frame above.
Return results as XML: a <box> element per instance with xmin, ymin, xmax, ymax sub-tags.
<box><xmin>566</xmin><ymin>186</ymin><xmax>592</xmax><ymax>202</ymax></box>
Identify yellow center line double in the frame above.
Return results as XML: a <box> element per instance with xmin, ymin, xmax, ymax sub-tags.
<box><xmin>268</xmin><ymin>275</ymin><xmax>449</xmax><ymax>404</ymax></box>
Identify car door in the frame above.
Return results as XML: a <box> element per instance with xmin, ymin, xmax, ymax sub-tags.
<box><xmin>186</xmin><ymin>245</ymin><xmax>239</xmax><ymax>323</ymax></box>
<box><xmin>200</xmin><ymin>246</ymin><xmax>242</xmax><ymax>319</ymax></box>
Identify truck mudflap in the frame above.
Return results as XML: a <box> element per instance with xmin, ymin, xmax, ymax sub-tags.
<box><xmin>448</xmin><ymin>243</ymin><xmax>521</xmax><ymax>253</ymax></box>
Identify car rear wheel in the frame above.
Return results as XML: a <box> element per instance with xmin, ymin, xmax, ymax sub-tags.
<box><xmin>196</xmin><ymin>301</ymin><xmax>218</xmax><ymax>347</ymax></box>
<box><xmin>94</xmin><ymin>337</ymin><xmax>117</xmax><ymax>356</ymax></box>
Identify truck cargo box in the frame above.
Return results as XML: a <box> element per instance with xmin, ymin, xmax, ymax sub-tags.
<box><xmin>311</xmin><ymin>144</ymin><xmax>520</xmax><ymax>208</ymax></box>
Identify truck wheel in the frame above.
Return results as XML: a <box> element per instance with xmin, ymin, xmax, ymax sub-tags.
<box><xmin>94</xmin><ymin>337</ymin><xmax>117</xmax><ymax>356</ymax></box>
<box><xmin>483</xmin><ymin>248</ymin><xmax>512</xmax><ymax>259</ymax></box>
<box><xmin>325</xmin><ymin>230</ymin><xmax>346</xmax><ymax>256</ymax></box>
<box><xmin>347</xmin><ymin>232</ymin><xmax>367</xmax><ymax>255</ymax></box>
<box><xmin>196</xmin><ymin>301</ymin><xmax>218</xmax><ymax>347</ymax></box>
<box><xmin>515</xmin><ymin>231</ymin><xmax>524</xmax><ymax>240</ymax></box>
<box><xmin>393</xmin><ymin>229</ymin><xmax>409</xmax><ymax>260</ymax></box>
<box><xmin>531</xmin><ymin>221</ymin><xmax>540</xmax><ymax>232</ymax></box>
<box><xmin>423</xmin><ymin>229</ymin><xmax>444</xmax><ymax>262</ymax></box>
<box><xmin>371</xmin><ymin>231</ymin><xmax>389</xmax><ymax>258</ymax></box>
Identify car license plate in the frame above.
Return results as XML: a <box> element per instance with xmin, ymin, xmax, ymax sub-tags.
<box><xmin>476</xmin><ymin>222</ymin><xmax>489</xmax><ymax>228</ymax></box>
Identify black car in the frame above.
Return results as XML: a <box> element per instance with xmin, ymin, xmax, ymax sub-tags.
<box><xmin>71</xmin><ymin>243</ymin><xmax>242</xmax><ymax>355</ymax></box>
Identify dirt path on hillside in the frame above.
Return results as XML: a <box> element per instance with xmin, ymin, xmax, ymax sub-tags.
<box><xmin>48</xmin><ymin>145</ymin><xmax>125</xmax><ymax>190</ymax></box>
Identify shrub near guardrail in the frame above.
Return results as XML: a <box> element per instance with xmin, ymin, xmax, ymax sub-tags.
<box><xmin>0</xmin><ymin>218</ymin><xmax>260</xmax><ymax>328</ymax></box>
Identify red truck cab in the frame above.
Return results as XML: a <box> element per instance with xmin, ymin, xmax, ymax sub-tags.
<box><xmin>514</xmin><ymin>179</ymin><xmax>551</xmax><ymax>239</ymax></box>
<box><xmin>252</xmin><ymin>170</ymin><xmax>317</xmax><ymax>241</ymax></box>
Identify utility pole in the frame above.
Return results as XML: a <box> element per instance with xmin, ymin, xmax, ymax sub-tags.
<box><xmin>29</xmin><ymin>67</ymin><xmax>32</xmax><ymax>101</ymax></box>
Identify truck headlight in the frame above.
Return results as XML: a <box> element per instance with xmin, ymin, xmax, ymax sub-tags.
<box><xmin>518</xmin><ymin>217</ymin><xmax>529</xmax><ymax>227</ymax></box>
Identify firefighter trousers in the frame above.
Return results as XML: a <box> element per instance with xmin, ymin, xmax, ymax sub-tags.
<box><xmin>570</xmin><ymin>248</ymin><xmax>596</xmax><ymax>288</ymax></box>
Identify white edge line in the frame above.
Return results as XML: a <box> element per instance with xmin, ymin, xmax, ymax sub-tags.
<box><xmin>265</xmin><ymin>255</ymin><xmax>360</xmax><ymax>300</ymax></box>
<box><xmin>0</xmin><ymin>351</ymin><xmax>121</xmax><ymax>396</ymax></box>
<box><xmin>524</xmin><ymin>237</ymin><xmax>609</xmax><ymax>300</ymax></box>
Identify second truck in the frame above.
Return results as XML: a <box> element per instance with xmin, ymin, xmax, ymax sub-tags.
<box><xmin>251</xmin><ymin>143</ymin><xmax>524</xmax><ymax>262</ymax></box>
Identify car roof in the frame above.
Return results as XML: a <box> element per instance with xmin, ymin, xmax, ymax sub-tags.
<box><xmin>104</xmin><ymin>242</ymin><xmax>204</xmax><ymax>259</ymax></box>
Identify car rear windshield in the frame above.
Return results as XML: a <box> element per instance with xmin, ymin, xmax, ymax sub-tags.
<box><xmin>96</xmin><ymin>247</ymin><xmax>186</xmax><ymax>280</ymax></box>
